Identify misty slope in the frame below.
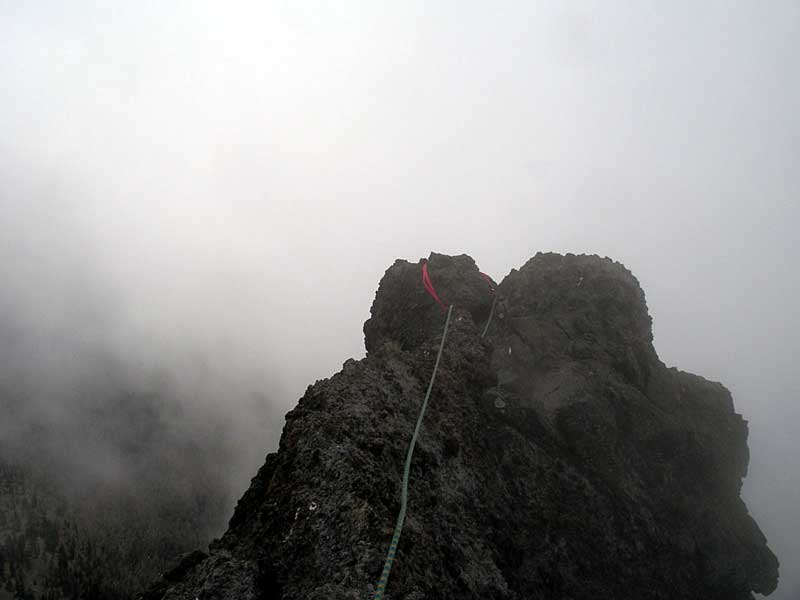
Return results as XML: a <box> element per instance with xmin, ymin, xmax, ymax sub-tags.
<box><xmin>144</xmin><ymin>252</ymin><xmax>778</xmax><ymax>599</ymax></box>
<box><xmin>0</xmin><ymin>457</ymin><xmax>118</xmax><ymax>600</ymax></box>
<box><xmin>0</xmin><ymin>384</ymin><xmax>246</xmax><ymax>600</ymax></box>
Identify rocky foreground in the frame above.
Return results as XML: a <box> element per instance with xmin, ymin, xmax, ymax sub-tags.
<box><xmin>143</xmin><ymin>252</ymin><xmax>778</xmax><ymax>599</ymax></box>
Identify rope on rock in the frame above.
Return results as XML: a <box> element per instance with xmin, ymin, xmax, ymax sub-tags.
<box><xmin>372</xmin><ymin>303</ymin><xmax>453</xmax><ymax>600</ymax></box>
<box><xmin>373</xmin><ymin>261</ymin><xmax>497</xmax><ymax>598</ymax></box>
<box><xmin>481</xmin><ymin>294</ymin><xmax>498</xmax><ymax>339</ymax></box>
<box><xmin>479</xmin><ymin>272</ymin><xmax>497</xmax><ymax>339</ymax></box>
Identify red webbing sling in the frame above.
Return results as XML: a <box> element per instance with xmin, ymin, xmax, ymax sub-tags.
<box><xmin>479</xmin><ymin>272</ymin><xmax>496</xmax><ymax>294</ymax></box>
<box><xmin>421</xmin><ymin>261</ymin><xmax>448</xmax><ymax>309</ymax></box>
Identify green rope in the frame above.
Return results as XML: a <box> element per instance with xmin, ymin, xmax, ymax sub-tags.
<box><xmin>373</xmin><ymin>304</ymin><xmax>453</xmax><ymax>600</ymax></box>
<box><xmin>481</xmin><ymin>294</ymin><xmax>498</xmax><ymax>339</ymax></box>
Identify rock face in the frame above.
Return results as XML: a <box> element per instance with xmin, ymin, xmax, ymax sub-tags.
<box><xmin>143</xmin><ymin>252</ymin><xmax>779</xmax><ymax>600</ymax></box>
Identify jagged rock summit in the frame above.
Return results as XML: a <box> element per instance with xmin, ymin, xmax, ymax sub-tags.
<box><xmin>143</xmin><ymin>252</ymin><xmax>778</xmax><ymax>600</ymax></box>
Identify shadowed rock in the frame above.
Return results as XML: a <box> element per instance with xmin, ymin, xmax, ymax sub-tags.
<box><xmin>142</xmin><ymin>252</ymin><xmax>778</xmax><ymax>600</ymax></box>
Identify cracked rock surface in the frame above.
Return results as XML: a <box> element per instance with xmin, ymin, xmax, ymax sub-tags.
<box><xmin>142</xmin><ymin>252</ymin><xmax>778</xmax><ymax>600</ymax></box>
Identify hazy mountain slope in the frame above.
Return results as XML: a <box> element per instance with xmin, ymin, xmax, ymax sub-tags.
<box><xmin>0</xmin><ymin>457</ymin><xmax>103</xmax><ymax>600</ymax></box>
<box><xmin>0</xmin><ymin>383</ymin><xmax>254</xmax><ymax>600</ymax></box>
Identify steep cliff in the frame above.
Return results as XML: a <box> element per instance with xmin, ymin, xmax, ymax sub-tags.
<box><xmin>143</xmin><ymin>252</ymin><xmax>778</xmax><ymax>599</ymax></box>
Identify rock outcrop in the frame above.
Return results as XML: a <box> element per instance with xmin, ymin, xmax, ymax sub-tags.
<box><xmin>142</xmin><ymin>252</ymin><xmax>778</xmax><ymax>599</ymax></box>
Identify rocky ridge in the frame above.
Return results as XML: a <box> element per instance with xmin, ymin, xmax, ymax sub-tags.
<box><xmin>143</xmin><ymin>252</ymin><xmax>779</xmax><ymax>599</ymax></box>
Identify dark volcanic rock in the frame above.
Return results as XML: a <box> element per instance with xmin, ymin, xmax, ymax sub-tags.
<box><xmin>142</xmin><ymin>252</ymin><xmax>778</xmax><ymax>600</ymax></box>
<box><xmin>363</xmin><ymin>253</ymin><xmax>496</xmax><ymax>354</ymax></box>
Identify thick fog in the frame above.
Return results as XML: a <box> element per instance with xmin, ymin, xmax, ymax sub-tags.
<box><xmin>1</xmin><ymin>2</ymin><xmax>798</xmax><ymax>597</ymax></box>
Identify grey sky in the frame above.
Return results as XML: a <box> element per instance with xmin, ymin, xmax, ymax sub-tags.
<box><xmin>1</xmin><ymin>2</ymin><xmax>798</xmax><ymax>597</ymax></box>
